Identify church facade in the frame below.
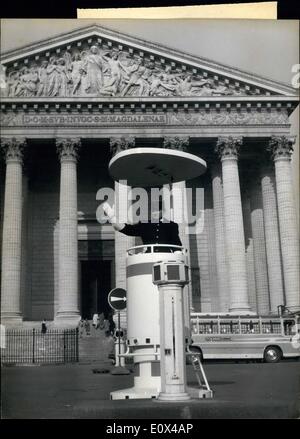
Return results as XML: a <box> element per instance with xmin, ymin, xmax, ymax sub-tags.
<box><xmin>0</xmin><ymin>24</ymin><xmax>299</xmax><ymax>327</ymax></box>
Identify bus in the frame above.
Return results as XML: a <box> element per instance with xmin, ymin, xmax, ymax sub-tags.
<box><xmin>189</xmin><ymin>312</ymin><xmax>300</xmax><ymax>363</ymax></box>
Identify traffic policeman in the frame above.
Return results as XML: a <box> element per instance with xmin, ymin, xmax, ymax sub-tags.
<box><xmin>103</xmin><ymin>201</ymin><xmax>182</xmax><ymax>248</ymax></box>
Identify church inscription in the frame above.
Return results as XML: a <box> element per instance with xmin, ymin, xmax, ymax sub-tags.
<box><xmin>0</xmin><ymin>109</ymin><xmax>290</xmax><ymax>127</ymax></box>
<box><xmin>11</xmin><ymin>113</ymin><xmax>167</xmax><ymax>126</ymax></box>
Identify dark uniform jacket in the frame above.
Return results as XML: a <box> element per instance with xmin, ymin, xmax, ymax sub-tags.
<box><xmin>121</xmin><ymin>220</ymin><xmax>182</xmax><ymax>246</ymax></box>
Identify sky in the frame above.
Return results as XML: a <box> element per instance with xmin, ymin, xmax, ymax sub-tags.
<box><xmin>1</xmin><ymin>18</ymin><xmax>299</xmax><ymax>218</ymax></box>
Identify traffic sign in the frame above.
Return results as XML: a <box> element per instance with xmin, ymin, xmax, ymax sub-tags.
<box><xmin>108</xmin><ymin>288</ymin><xmax>127</xmax><ymax>311</ymax></box>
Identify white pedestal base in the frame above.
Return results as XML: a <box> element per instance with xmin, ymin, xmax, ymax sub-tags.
<box><xmin>187</xmin><ymin>386</ymin><xmax>214</xmax><ymax>399</ymax></box>
<box><xmin>110</xmin><ymin>375</ymin><xmax>161</xmax><ymax>400</ymax></box>
<box><xmin>157</xmin><ymin>392</ymin><xmax>191</xmax><ymax>402</ymax></box>
<box><xmin>110</xmin><ymin>386</ymin><xmax>159</xmax><ymax>400</ymax></box>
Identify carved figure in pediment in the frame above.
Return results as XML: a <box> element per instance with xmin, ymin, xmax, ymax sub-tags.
<box><xmin>82</xmin><ymin>45</ymin><xmax>105</xmax><ymax>95</ymax></box>
<box><xmin>160</xmin><ymin>67</ymin><xmax>185</xmax><ymax>89</ymax></box>
<box><xmin>174</xmin><ymin>75</ymin><xmax>193</xmax><ymax>96</ymax></box>
<box><xmin>0</xmin><ymin>64</ymin><xmax>8</xmax><ymax>97</ymax></box>
<box><xmin>120</xmin><ymin>58</ymin><xmax>148</xmax><ymax>96</ymax></box>
<box><xmin>173</xmin><ymin>74</ymin><xmax>209</xmax><ymax>96</ymax></box>
<box><xmin>45</xmin><ymin>56</ymin><xmax>71</xmax><ymax>96</ymax></box>
<box><xmin>138</xmin><ymin>62</ymin><xmax>160</xmax><ymax>96</ymax></box>
<box><xmin>195</xmin><ymin>80</ymin><xmax>231</xmax><ymax>96</ymax></box>
<box><xmin>68</xmin><ymin>53</ymin><xmax>85</xmax><ymax>95</ymax></box>
<box><xmin>27</xmin><ymin>66</ymin><xmax>39</xmax><ymax>96</ymax></box>
<box><xmin>211</xmin><ymin>84</ymin><xmax>232</xmax><ymax>96</ymax></box>
<box><xmin>149</xmin><ymin>73</ymin><xmax>176</xmax><ymax>96</ymax></box>
<box><xmin>37</xmin><ymin>60</ymin><xmax>49</xmax><ymax>96</ymax></box>
<box><xmin>56</xmin><ymin>58</ymin><xmax>72</xmax><ymax>96</ymax></box>
<box><xmin>46</xmin><ymin>57</ymin><xmax>61</xmax><ymax>96</ymax></box>
<box><xmin>7</xmin><ymin>71</ymin><xmax>20</xmax><ymax>96</ymax></box>
<box><xmin>101</xmin><ymin>51</ymin><xmax>129</xmax><ymax>96</ymax></box>
<box><xmin>232</xmin><ymin>89</ymin><xmax>246</xmax><ymax>96</ymax></box>
<box><xmin>17</xmin><ymin>66</ymin><xmax>39</xmax><ymax>97</ymax></box>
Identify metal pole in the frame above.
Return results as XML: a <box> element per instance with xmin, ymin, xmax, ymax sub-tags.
<box><xmin>76</xmin><ymin>327</ymin><xmax>79</xmax><ymax>362</ymax></box>
<box><xmin>118</xmin><ymin>312</ymin><xmax>121</xmax><ymax>363</ymax></box>
<box><xmin>32</xmin><ymin>328</ymin><xmax>35</xmax><ymax>364</ymax></box>
<box><xmin>63</xmin><ymin>330</ymin><xmax>66</xmax><ymax>363</ymax></box>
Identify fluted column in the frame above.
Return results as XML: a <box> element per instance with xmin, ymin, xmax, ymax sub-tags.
<box><xmin>110</xmin><ymin>137</ymin><xmax>136</xmax><ymax>328</ymax></box>
<box><xmin>249</xmin><ymin>176</ymin><xmax>270</xmax><ymax>314</ymax></box>
<box><xmin>215</xmin><ymin>137</ymin><xmax>250</xmax><ymax>313</ymax></box>
<box><xmin>268</xmin><ymin>136</ymin><xmax>300</xmax><ymax>311</ymax></box>
<box><xmin>55</xmin><ymin>138</ymin><xmax>81</xmax><ymax>326</ymax></box>
<box><xmin>260</xmin><ymin>163</ymin><xmax>285</xmax><ymax>313</ymax></box>
<box><xmin>211</xmin><ymin>162</ymin><xmax>230</xmax><ymax>312</ymax></box>
<box><xmin>0</xmin><ymin>137</ymin><xmax>26</xmax><ymax>324</ymax></box>
<box><xmin>114</xmin><ymin>180</ymin><xmax>135</xmax><ymax>329</ymax></box>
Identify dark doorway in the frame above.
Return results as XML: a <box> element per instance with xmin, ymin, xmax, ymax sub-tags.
<box><xmin>80</xmin><ymin>260</ymin><xmax>112</xmax><ymax>319</ymax></box>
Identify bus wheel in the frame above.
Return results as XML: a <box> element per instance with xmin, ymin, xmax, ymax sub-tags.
<box><xmin>264</xmin><ymin>346</ymin><xmax>282</xmax><ymax>363</ymax></box>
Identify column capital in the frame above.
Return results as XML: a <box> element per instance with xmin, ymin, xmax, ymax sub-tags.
<box><xmin>0</xmin><ymin>137</ymin><xmax>26</xmax><ymax>164</ymax></box>
<box><xmin>267</xmin><ymin>135</ymin><xmax>296</xmax><ymax>161</ymax></box>
<box><xmin>110</xmin><ymin>136</ymin><xmax>135</xmax><ymax>157</ymax></box>
<box><xmin>56</xmin><ymin>137</ymin><xmax>81</xmax><ymax>162</ymax></box>
<box><xmin>163</xmin><ymin>136</ymin><xmax>189</xmax><ymax>151</ymax></box>
<box><xmin>215</xmin><ymin>136</ymin><xmax>243</xmax><ymax>161</ymax></box>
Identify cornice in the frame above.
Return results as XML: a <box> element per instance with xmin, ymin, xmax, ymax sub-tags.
<box><xmin>0</xmin><ymin>94</ymin><xmax>298</xmax><ymax>112</ymax></box>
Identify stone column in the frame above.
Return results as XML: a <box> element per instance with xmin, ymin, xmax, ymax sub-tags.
<box><xmin>268</xmin><ymin>136</ymin><xmax>300</xmax><ymax>312</ymax></box>
<box><xmin>55</xmin><ymin>138</ymin><xmax>81</xmax><ymax>326</ymax></box>
<box><xmin>260</xmin><ymin>163</ymin><xmax>285</xmax><ymax>313</ymax></box>
<box><xmin>242</xmin><ymin>192</ymin><xmax>257</xmax><ymax>312</ymax></box>
<box><xmin>0</xmin><ymin>137</ymin><xmax>26</xmax><ymax>324</ymax></box>
<box><xmin>215</xmin><ymin>137</ymin><xmax>251</xmax><ymax>313</ymax></box>
<box><xmin>110</xmin><ymin>137</ymin><xmax>136</xmax><ymax>329</ymax></box>
<box><xmin>211</xmin><ymin>162</ymin><xmax>230</xmax><ymax>312</ymax></box>
<box><xmin>249</xmin><ymin>177</ymin><xmax>270</xmax><ymax>314</ymax></box>
<box><xmin>163</xmin><ymin>137</ymin><xmax>192</xmax><ymax>319</ymax></box>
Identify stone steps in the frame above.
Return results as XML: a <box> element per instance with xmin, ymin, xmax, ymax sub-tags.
<box><xmin>78</xmin><ymin>321</ymin><xmax>115</xmax><ymax>363</ymax></box>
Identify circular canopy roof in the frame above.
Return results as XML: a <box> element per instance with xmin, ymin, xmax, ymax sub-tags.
<box><xmin>109</xmin><ymin>147</ymin><xmax>207</xmax><ymax>187</ymax></box>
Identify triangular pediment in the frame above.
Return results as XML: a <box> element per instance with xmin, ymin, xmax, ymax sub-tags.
<box><xmin>0</xmin><ymin>24</ymin><xmax>297</xmax><ymax>100</ymax></box>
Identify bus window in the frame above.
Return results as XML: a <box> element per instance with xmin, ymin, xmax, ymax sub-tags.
<box><xmin>284</xmin><ymin>319</ymin><xmax>296</xmax><ymax>335</ymax></box>
<box><xmin>241</xmin><ymin>320</ymin><xmax>260</xmax><ymax>334</ymax></box>
<box><xmin>220</xmin><ymin>321</ymin><xmax>239</xmax><ymax>334</ymax></box>
<box><xmin>262</xmin><ymin>320</ymin><xmax>281</xmax><ymax>334</ymax></box>
<box><xmin>192</xmin><ymin>322</ymin><xmax>198</xmax><ymax>334</ymax></box>
<box><xmin>198</xmin><ymin>321</ymin><xmax>218</xmax><ymax>334</ymax></box>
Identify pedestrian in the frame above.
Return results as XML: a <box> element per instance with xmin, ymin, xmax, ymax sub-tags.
<box><xmin>104</xmin><ymin>317</ymin><xmax>110</xmax><ymax>337</ymax></box>
<box><xmin>79</xmin><ymin>319</ymin><xmax>85</xmax><ymax>337</ymax></box>
<box><xmin>249</xmin><ymin>320</ymin><xmax>254</xmax><ymax>333</ymax></box>
<box><xmin>109</xmin><ymin>315</ymin><xmax>116</xmax><ymax>335</ymax></box>
<box><xmin>92</xmin><ymin>313</ymin><xmax>99</xmax><ymax>329</ymax></box>
<box><xmin>84</xmin><ymin>318</ymin><xmax>90</xmax><ymax>335</ymax></box>
<box><xmin>98</xmin><ymin>312</ymin><xmax>105</xmax><ymax>330</ymax></box>
<box><xmin>41</xmin><ymin>319</ymin><xmax>47</xmax><ymax>334</ymax></box>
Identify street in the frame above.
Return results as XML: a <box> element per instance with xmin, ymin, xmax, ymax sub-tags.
<box><xmin>2</xmin><ymin>360</ymin><xmax>300</xmax><ymax>419</ymax></box>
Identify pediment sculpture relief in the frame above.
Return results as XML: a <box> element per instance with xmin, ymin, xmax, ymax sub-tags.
<box><xmin>1</xmin><ymin>45</ymin><xmax>258</xmax><ymax>98</ymax></box>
